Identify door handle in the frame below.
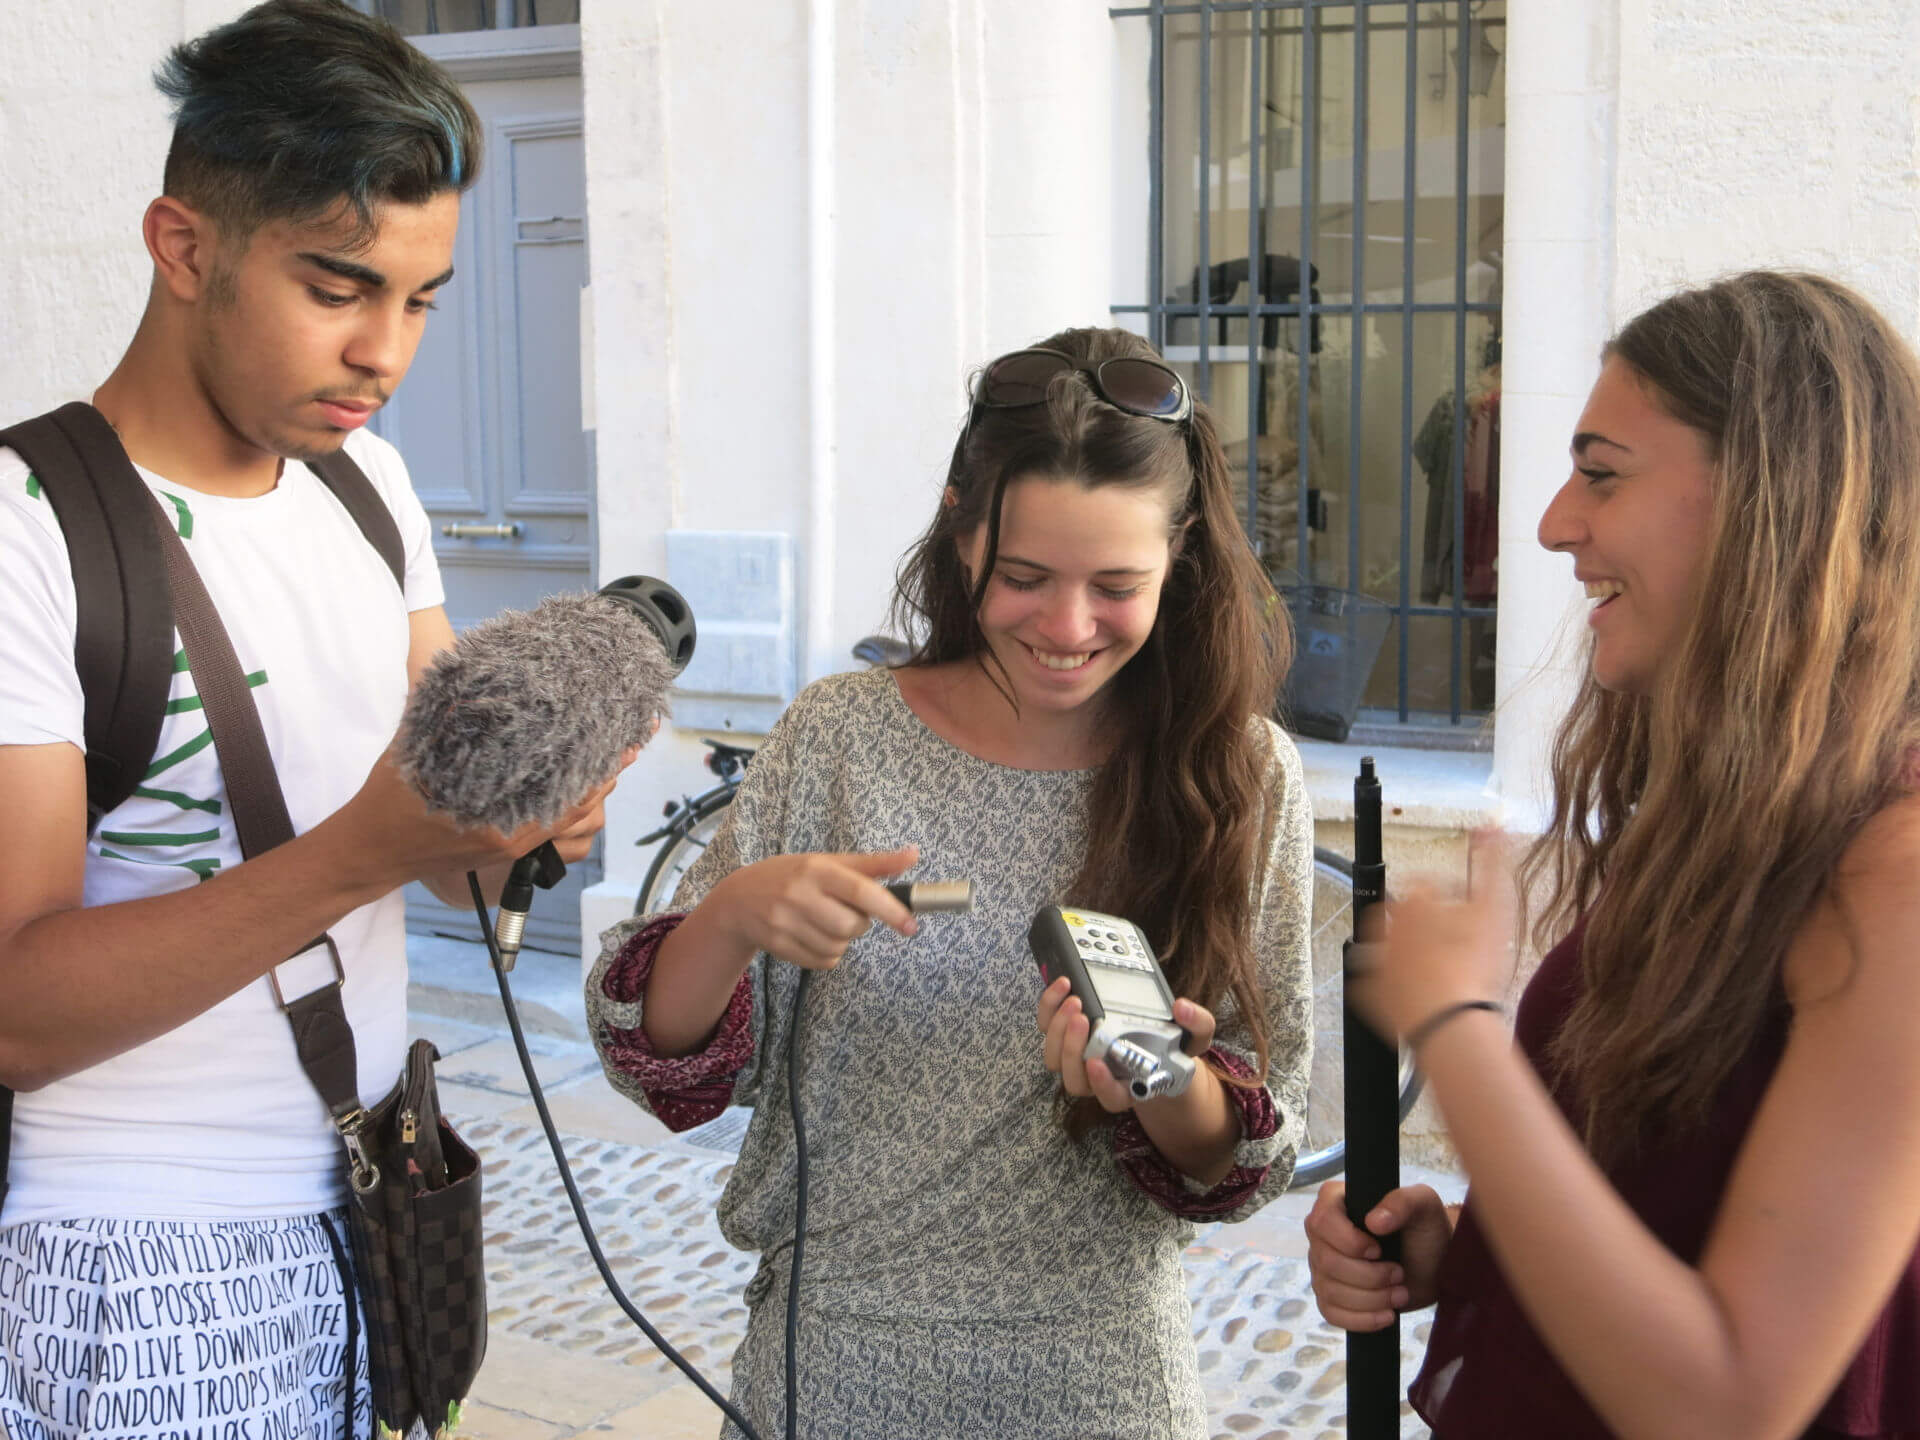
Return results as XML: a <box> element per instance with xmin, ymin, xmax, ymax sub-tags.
<box><xmin>441</xmin><ymin>522</ymin><xmax>525</xmax><ymax>540</ymax></box>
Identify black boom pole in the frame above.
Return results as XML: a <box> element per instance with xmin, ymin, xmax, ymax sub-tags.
<box><xmin>1344</xmin><ymin>756</ymin><xmax>1399</xmax><ymax>1435</ymax></box>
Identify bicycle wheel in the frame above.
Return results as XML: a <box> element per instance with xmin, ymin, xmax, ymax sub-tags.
<box><xmin>1288</xmin><ymin>845</ymin><xmax>1424</xmax><ymax>1191</ymax></box>
<box><xmin>635</xmin><ymin>792</ymin><xmax>734</xmax><ymax>916</ymax></box>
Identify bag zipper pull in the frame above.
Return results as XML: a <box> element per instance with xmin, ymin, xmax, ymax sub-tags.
<box><xmin>337</xmin><ymin>1106</ymin><xmax>378</xmax><ymax>1194</ymax></box>
<box><xmin>401</xmin><ymin>1107</ymin><xmax>418</xmax><ymax>1146</ymax></box>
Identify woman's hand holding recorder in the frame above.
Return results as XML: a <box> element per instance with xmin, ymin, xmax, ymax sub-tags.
<box><xmin>1037</xmin><ymin>978</ymin><xmax>1215</xmax><ymax>1112</ymax></box>
<box><xmin>1038</xmin><ymin>980</ymin><xmax>1243</xmax><ymax>1186</ymax></box>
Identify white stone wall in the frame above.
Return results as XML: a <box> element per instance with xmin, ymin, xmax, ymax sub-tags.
<box><xmin>1491</xmin><ymin>1</ymin><xmax>1620</xmax><ymax>829</ymax></box>
<box><xmin>1612</xmin><ymin>0</ymin><xmax>1920</xmax><ymax>331</ymax></box>
<box><xmin>1493</xmin><ymin>0</ymin><xmax>1920</xmax><ymax>831</ymax></box>
<box><xmin>1</xmin><ymin>2</ymin><xmax>252</xmax><ymax>418</ymax></box>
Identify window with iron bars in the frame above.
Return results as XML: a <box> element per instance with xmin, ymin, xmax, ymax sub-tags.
<box><xmin>1112</xmin><ymin>1</ymin><xmax>1505</xmax><ymax>742</ymax></box>
<box><xmin>350</xmin><ymin>0</ymin><xmax>577</xmax><ymax>34</ymax></box>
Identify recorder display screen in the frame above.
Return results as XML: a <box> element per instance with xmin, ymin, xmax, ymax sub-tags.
<box><xmin>1091</xmin><ymin>966</ymin><xmax>1169</xmax><ymax>1017</ymax></box>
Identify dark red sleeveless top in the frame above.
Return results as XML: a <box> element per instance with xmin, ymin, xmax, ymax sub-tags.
<box><xmin>1408</xmin><ymin>921</ymin><xmax>1920</xmax><ymax>1438</ymax></box>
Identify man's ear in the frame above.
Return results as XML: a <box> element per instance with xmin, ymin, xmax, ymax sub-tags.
<box><xmin>144</xmin><ymin>196</ymin><xmax>226</xmax><ymax>304</ymax></box>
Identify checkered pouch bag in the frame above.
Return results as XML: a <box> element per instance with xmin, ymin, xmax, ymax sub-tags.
<box><xmin>345</xmin><ymin>1039</ymin><xmax>489</xmax><ymax>1440</ymax></box>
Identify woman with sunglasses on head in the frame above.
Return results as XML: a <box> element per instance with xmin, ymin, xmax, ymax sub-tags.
<box><xmin>587</xmin><ymin>327</ymin><xmax>1315</xmax><ymax>1439</ymax></box>
<box><xmin>1306</xmin><ymin>271</ymin><xmax>1920</xmax><ymax>1440</ymax></box>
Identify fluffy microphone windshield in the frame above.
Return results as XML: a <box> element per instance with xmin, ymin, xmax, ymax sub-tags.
<box><xmin>399</xmin><ymin>592</ymin><xmax>675</xmax><ymax>832</ymax></box>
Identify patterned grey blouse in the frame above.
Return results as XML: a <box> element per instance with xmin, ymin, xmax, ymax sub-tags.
<box><xmin>587</xmin><ymin>667</ymin><xmax>1313</xmax><ymax>1439</ymax></box>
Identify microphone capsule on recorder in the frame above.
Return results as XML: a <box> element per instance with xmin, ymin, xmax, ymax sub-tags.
<box><xmin>885</xmin><ymin>880</ymin><xmax>974</xmax><ymax>913</ymax></box>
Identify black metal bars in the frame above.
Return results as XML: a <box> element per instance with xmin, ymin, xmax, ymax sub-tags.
<box><xmin>1113</xmin><ymin>0</ymin><xmax>1503</xmax><ymax>725</ymax></box>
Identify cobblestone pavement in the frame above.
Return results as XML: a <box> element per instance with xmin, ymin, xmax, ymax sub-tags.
<box><xmin>408</xmin><ymin>937</ymin><xmax>1458</xmax><ymax>1439</ymax></box>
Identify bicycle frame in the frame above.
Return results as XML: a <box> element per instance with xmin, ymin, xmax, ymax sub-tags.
<box><xmin>636</xmin><ymin>741</ymin><xmax>752</xmax><ymax>849</ymax></box>
<box><xmin>635</xmin><ymin>782</ymin><xmax>734</xmax><ymax>849</ymax></box>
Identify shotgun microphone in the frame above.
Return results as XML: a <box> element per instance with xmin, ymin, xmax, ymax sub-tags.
<box><xmin>397</xmin><ymin>575</ymin><xmax>695</xmax><ymax>964</ymax></box>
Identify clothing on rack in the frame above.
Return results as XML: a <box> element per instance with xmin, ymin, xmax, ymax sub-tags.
<box><xmin>1414</xmin><ymin>375</ymin><xmax>1501</xmax><ymax>607</ymax></box>
<box><xmin>1462</xmin><ymin>390</ymin><xmax>1500</xmax><ymax>605</ymax></box>
<box><xmin>1226</xmin><ymin>351</ymin><xmax>1326</xmax><ymax>577</ymax></box>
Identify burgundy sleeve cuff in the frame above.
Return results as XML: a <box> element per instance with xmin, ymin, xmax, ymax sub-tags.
<box><xmin>596</xmin><ymin>913</ymin><xmax>756</xmax><ymax>1132</ymax></box>
<box><xmin>1113</xmin><ymin>1046</ymin><xmax>1279</xmax><ymax>1219</ymax></box>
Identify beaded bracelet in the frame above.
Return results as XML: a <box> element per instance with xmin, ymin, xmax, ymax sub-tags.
<box><xmin>1404</xmin><ymin>998</ymin><xmax>1504</xmax><ymax>1053</ymax></box>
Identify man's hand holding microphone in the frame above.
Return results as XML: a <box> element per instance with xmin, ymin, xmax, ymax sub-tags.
<box><xmin>333</xmin><ymin>578</ymin><xmax>692</xmax><ymax>911</ymax></box>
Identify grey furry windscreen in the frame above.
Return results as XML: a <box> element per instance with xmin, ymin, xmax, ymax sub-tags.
<box><xmin>399</xmin><ymin>593</ymin><xmax>675</xmax><ymax>831</ymax></box>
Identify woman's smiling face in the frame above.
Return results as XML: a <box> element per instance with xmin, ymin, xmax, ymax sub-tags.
<box><xmin>1537</xmin><ymin>356</ymin><xmax>1717</xmax><ymax>696</ymax></box>
<box><xmin>958</xmin><ymin>474</ymin><xmax>1174</xmax><ymax>717</ymax></box>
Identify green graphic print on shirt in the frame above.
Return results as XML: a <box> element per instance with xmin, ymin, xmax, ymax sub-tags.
<box><xmin>19</xmin><ymin>482</ymin><xmax>266</xmax><ymax>884</ymax></box>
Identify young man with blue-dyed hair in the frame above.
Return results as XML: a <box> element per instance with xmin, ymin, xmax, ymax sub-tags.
<box><xmin>0</xmin><ymin>3</ymin><xmax>612</xmax><ymax>1433</ymax></box>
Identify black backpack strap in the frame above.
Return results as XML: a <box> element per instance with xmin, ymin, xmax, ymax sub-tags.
<box><xmin>0</xmin><ymin>403</ymin><xmax>176</xmax><ymax>833</ymax></box>
<box><xmin>0</xmin><ymin>403</ymin><xmax>176</xmax><ymax>1216</ymax></box>
<box><xmin>310</xmin><ymin>447</ymin><xmax>405</xmax><ymax>590</ymax></box>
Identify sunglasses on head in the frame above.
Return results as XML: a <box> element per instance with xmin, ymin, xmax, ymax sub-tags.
<box><xmin>961</xmin><ymin>347</ymin><xmax>1193</xmax><ymax>448</ymax></box>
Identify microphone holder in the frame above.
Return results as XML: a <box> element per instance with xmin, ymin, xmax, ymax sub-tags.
<box><xmin>1343</xmin><ymin>756</ymin><xmax>1399</xmax><ymax>1437</ymax></box>
<box><xmin>492</xmin><ymin>840</ymin><xmax>567</xmax><ymax>971</ymax></box>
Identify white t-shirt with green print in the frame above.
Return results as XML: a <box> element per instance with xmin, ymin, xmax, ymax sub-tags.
<box><xmin>0</xmin><ymin>427</ymin><xmax>444</xmax><ymax>1224</ymax></box>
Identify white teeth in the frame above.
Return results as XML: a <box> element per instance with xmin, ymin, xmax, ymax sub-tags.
<box><xmin>1030</xmin><ymin>648</ymin><xmax>1091</xmax><ymax>670</ymax></box>
<box><xmin>1584</xmin><ymin>580</ymin><xmax>1624</xmax><ymax>601</ymax></box>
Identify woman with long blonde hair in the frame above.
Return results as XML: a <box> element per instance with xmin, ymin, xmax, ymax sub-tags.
<box><xmin>1306</xmin><ymin>271</ymin><xmax>1920</xmax><ymax>1439</ymax></box>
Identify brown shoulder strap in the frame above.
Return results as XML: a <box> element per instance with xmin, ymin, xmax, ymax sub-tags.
<box><xmin>310</xmin><ymin>447</ymin><xmax>405</xmax><ymax>590</ymax></box>
<box><xmin>148</xmin><ymin>494</ymin><xmax>365</xmax><ymax>1127</ymax></box>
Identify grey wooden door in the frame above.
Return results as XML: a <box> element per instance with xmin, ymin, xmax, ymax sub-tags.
<box><xmin>377</xmin><ymin>57</ymin><xmax>594</xmax><ymax>954</ymax></box>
